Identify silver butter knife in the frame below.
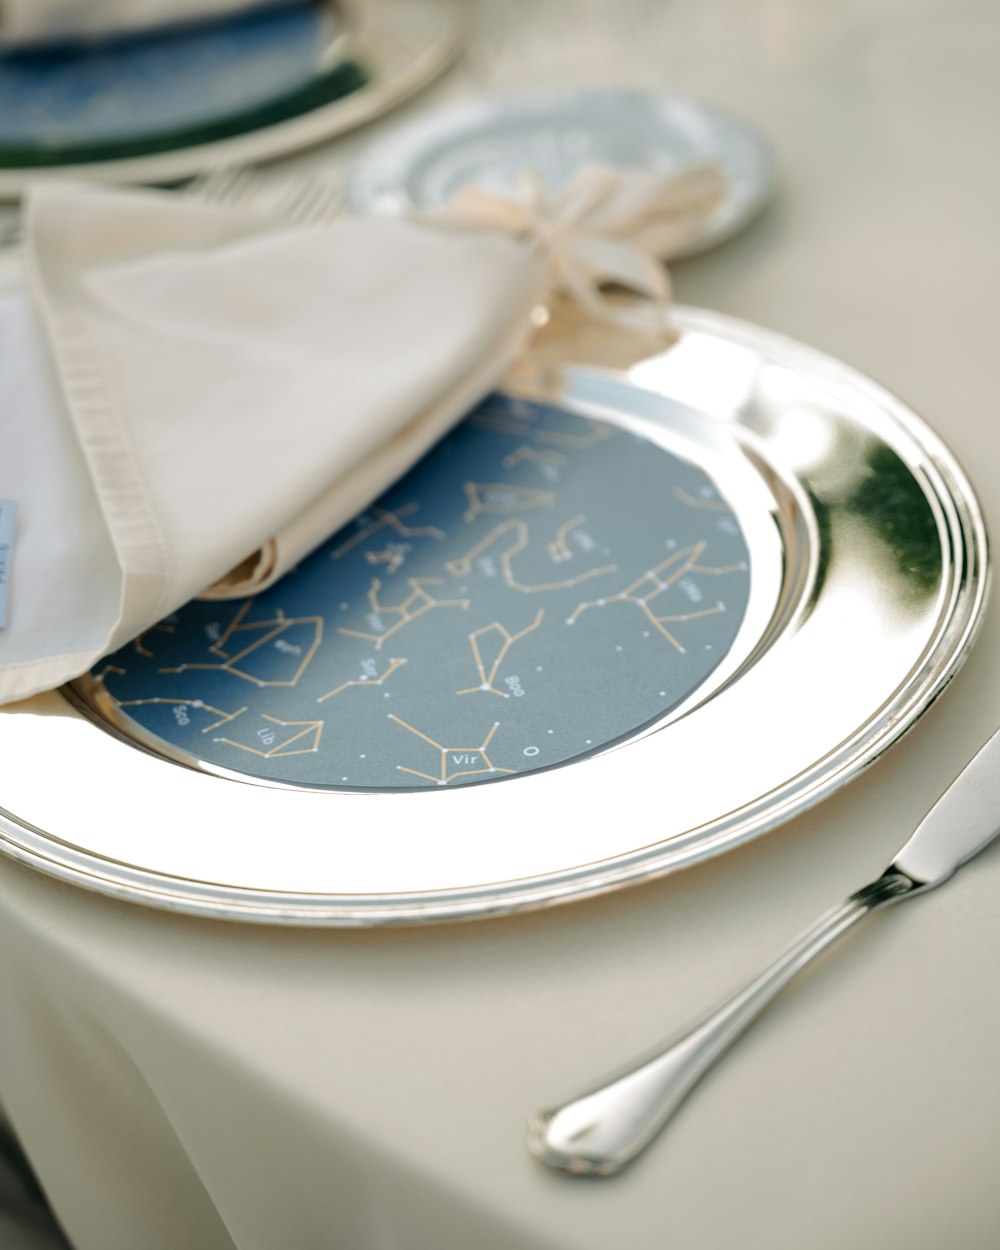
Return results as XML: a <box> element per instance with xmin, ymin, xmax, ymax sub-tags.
<box><xmin>529</xmin><ymin>726</ymin><xmax>1000</xmax><ymax>1176</ymax></box>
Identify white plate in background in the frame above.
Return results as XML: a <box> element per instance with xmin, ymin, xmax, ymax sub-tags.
<box><xmin>346</xmin><ymin>89</ymin><xmax>775</xmax><ymax>257</ymax></box>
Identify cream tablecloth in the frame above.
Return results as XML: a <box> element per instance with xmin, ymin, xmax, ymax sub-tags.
<box><xmin>2</xmin><ymin>1</ymin><xmax>1000</xmax><ymax>1247</ymax></box>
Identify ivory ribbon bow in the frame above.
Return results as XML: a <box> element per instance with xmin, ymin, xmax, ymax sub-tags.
<box><xmin>436</xmin><ymin>162</ymin><xmax>726</xmax><ymax>331</ymax></box>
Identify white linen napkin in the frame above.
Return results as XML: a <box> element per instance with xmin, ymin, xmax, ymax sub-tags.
<box><xmin>0</xmin><ymin>0</ymin><xmax>310</xmax><ymax>46</ymax></box>
<box><xmin>0</xmin><ymin>180</ymin><xmax>545</xmax><ymax>706</ymax></box>
<box><xmin>0</xmin><ymin>162</ymin><xmax>723</xmax><ymax>708</ymax></box>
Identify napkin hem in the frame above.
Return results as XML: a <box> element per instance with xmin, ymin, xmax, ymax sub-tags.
<box><xmin>24</xmin><ymin>246</ymin><xmax>174</xmax><ymax>640</ymax></box>
<box><xmin>0</xmin><ymin>650</ymin><xmax>100</xmax><ymax>705</ymax></box>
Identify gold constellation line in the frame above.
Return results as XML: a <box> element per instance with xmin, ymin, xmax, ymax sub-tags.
<box><xmin>501</xmin><ymin>445</ymin><xmax>568</xmax><ymax>470</ymax></box>
<box><xmin>446</xmin><ymin>518</ymin><xmax>615</xmax><ymax>594</ymax></box>
<box><xmin>462</xmin><ymin>481</ymin><xmax>556</xmax><ymax>523</ymax></box>
<box><xmin>457</xmin><ymin>610</ymin><xmax>545</xmax><ymax>698</ymax></box>
<box><xmin>548</xmin><ymin>514</ymin><xmax>585</xmax><ymax>563</ymax></box>
<box><xmin>214</xmin><ymin>714</ymin><xmax>323</xmax><ymax>759</ymax></box>
<box><xmin>208</xmin><ymin>598</ymin><xmax>254</xmax><ymax>657</ymax></box>
<box><xmin>673</xmin><ymin>486</ymin><xmax>730</xmax><ymax>513</ymax></box>
<box><xmin>332</xmin><ymin>504</ymin><xmax>444</xmax><ymax>560</ymax></box>
<box><xmin>94</xmin><ymin>664</ymin><xmax>125</xmax><ymax>684</ymax></box>
<box><xmin>364</xmin><ymin>544</ymin><xmax>409</xmax><ymax>575</ymax></box>
<box><xmin>336</xmin><ymin>578</ymin><xmax>469</xmax><ymax>649</ymax></box>
<box><xmin>566</xmin><ymin>543</ymin><xmax>746</xmax><ymax>652</ymax></box>
<box><xmin>318</xmin><ymin>657</ymin><xmax>407</xmax><ymax>703</ymax></box>
<box><xmin>116</xmin><ymin>697</ymin><xmax>247</xmax><ymax>733</ymax></box>
<box><xmin>388</xmin><ymin>715</ymin><xmax>514</xmax><ymax>785</ymax></box>
<box><xmin>162</xmin><ymin>600</ymin><xmax>323</xmax><ymax>687</ymax></box>
<box><xmin>133</xmin><ymin>622</ymin><xmax>175</xmax><ymax>657</ymax></box>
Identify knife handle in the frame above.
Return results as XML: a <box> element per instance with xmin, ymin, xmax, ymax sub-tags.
<box><xmin>528</xmin><ymin>868</ymin><xmax>919</xmax><ymax>1177</ymax></box>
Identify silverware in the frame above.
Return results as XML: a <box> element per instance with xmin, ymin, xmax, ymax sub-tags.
<box><xmin>0</xmin><ymin>167</ymin><xmax>344</xmax><ymax>251</ymax></box>
<box><xmin>185</xmin><ymin>165</ymin><xmax>345</xmax><ymax>224</ymax></box>
<box><xmin>529</xmin><ymin>725</ymin><xmax>1000</xmax><ymax>1176</ymax></box>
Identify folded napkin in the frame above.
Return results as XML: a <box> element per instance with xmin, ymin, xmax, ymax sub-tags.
<box><xmin>0</xmin><ymin>161</ymin><xmax>722</xmax><ymax>708</ymax></box>
<box><xmin>0</xmin><ymin>0</ymin><xmax>310</xmax><ymax>46</ymax></box>
<box><xmin>0</xmin><ymin>180</ymin><xmax>545</xmax><ymax>706</ymax></box>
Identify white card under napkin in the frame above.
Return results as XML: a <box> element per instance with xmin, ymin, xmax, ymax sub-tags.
<box><xmin>0</xmin><ymin>0</ymin><xmax>308</xmax><ymax>45</ymax></box>
<box><xmin>0</xmin><ymin>181</ymin><xmax>544</xmax><ymax>706</ymax></box>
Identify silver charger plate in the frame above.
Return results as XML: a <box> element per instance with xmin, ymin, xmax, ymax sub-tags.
<box><xmin>345</xmin><ymin>89</ymin><xmax>775</xmax><ymax>257</ymax></box>
<box><xmin>0</xmin><ymin>0</ymin><xmax>464</xmax><ymax>199</ymax></box>
<box><xmin>0</xmin><ymin>306</ymin><xmax>988</xmax><ymax>925</ymax></box>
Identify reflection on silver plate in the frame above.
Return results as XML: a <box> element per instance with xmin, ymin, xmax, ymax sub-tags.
<box><xmin>346</xmin><ymin>89</ymin><xmax>774</xmax><ymax>257</ymax></box>
<box><xmin>0</xmin><ymin>307</ymin><xmax>988</xmax><ymax>925</ymax></box>
<box><xmin>0</xmin><ymin>0</ymin><xmax>464</xmax><ymax>199</ymax></box>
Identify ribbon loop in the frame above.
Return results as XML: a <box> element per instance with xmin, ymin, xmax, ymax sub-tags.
<box><xmin>437</xmin><ymin>162</ymin><xmax>726</xmax><ymax>332</ymax></box>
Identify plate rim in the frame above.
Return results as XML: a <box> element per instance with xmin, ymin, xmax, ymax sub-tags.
<box><xmin>0</xmin><ymin>304</ymin><xmax>989</xmax><ymax>925</ymax></box>
<box><xmin>0</xmin><ymin>0</ymin><xmax>466</xmax><ymax>200</ymax></box>
<box><xmin>344</xmin><ymin>85</ymin><xmax>777</xmax><ymax>258</ymax></box>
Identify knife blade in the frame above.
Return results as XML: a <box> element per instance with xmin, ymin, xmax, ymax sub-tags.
<box><xmin>891</xmin><ymin>725</ymin><xmax>1000</xmax><ymax>887</ymax></box>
